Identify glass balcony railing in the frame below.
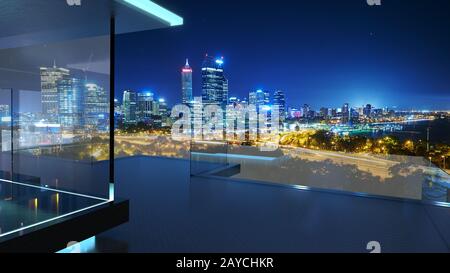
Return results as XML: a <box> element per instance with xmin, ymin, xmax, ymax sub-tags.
<box><xmin>190</xmin><ymin>137</ymin><xmax>450</xmax><ymax>206</ymax></box>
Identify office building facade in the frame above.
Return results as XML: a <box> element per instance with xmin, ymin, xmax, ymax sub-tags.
<box><xmin>84</xmin><ymin>83</ymin><xmax>109</xmax><ymax>130</ymax></box>
<box><xmin>123</xmin><ymin>90</ymin><xmax>137</xmax><ymax>124</ymax></box>
<box><xmin>201</xmin><ymin>55</ymin><xmax>228</xmax><ymax>106</ymax></box>
<box><xmin>40</xmin><ymin>65</ymin><xmax>70</xmax><ymax>121</ymax></box>
<box><xmin>57</xmin><ymin>76</ymin><xmax>85</xmax><ymax>130</ymax></box>
<box><xmin>137</xmin><ymin>92</ymin><xmax>154</xmax><ymax>123</ymax></box>
<box><xmin>273</xmin><ymin>90</ymin><xmax>286</xmax><ymax>121</ymax></box>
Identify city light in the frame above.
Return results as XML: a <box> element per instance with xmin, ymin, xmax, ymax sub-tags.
<box><xmin>215</xmin><ymin>59</ymin><xmax>224</xmax><ymax>65</ymax></box>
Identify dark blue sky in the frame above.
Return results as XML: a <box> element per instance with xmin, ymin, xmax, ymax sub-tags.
<box><xmin>116</xmin><ymin>0</ymin><xmax>450</xmax><ymax>110</ymax></box>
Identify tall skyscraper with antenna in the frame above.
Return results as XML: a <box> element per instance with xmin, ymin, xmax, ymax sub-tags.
<box><xmin>181</xmin><ymin>59</ymin><xmax>193</xmax><ymax>104</ymax></box>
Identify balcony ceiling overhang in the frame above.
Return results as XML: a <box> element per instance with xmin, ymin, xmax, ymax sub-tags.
<box><xmin>0</xmin><ymin>0</ymin><xmax>183</xmax><ymax>49</ymax></box>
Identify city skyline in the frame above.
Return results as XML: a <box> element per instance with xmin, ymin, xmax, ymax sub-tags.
<box><xmin>115</xmin><ymin>0</ymin><xmax>450</xmax><ymax>110</ymax></box>
<box><xmin>115</xmin><ymin>55</ymin><xmax>448</xmax><ymax>113</ymax></box>
<box><xmin>38</xmin><ymin>64</ymin><xmax>109</xmax><ymax>131</ymax></box>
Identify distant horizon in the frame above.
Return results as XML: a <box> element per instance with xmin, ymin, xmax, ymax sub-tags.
<box><xmin>114</xmin><ymin>87</ymin><xmax>450</xmax><ymax>112</ymax></box>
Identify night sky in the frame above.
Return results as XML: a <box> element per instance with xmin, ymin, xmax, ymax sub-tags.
<box><xmin>115</xmin><ymin>0</ymin><xmax>450</xmax><ymax>110</ymax></box>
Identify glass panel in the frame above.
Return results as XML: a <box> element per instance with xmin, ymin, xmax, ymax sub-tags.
<box><xmin>0</xmin><ymin>1</ymin><xmax>112</xmax><ymax>239</ymax></box>
<box><xmin>190</xmin><ymin>107</ymin><xmax>450</xmax><ymax>206</ymax></box>
<box><xmin>190</xmin><ymin>140</ymin><xmax>230</xmax><ymax>177</ymax></box>
<box><xmin>0</xmin><ymin>88</ymin><xmax>12</xmax><ymax>181</ymax></box>
<box><xmin>3</xmin><ymin>36</ymin><xmax>111</xmax><ymax>199</ymax></box>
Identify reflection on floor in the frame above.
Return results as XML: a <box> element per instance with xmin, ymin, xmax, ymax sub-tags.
<box><xmin>0</xmin><ymin>180</ymin><xmax>107</xmax><ymax>240</ymax></box>
<box><xmin>95</xmin><ymin>156</ymin><xmax>450</xmax><ymax>253</ymax></box>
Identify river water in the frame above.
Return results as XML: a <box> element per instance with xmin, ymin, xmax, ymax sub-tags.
<box><xmin>359</xmin><ymin>117</ymin><xmax>450</xmax><ymax>144</ymax></box>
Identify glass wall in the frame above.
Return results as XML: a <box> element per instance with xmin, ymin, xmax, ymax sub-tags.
<box><xmin>188</xmin><ymin>106</ymin><xmax>450</xmax><ymax>205</ymax></box>
<box><xmin>0</xmin><ymin>37</ymin><xmax>112</xmax><ymax>199</ymax></box>
<box><xmin>0</xmin><ymin>89</ymin><xmax>12</xmax><ymax>181</ymax></box>
<box><xmin>0</xmin><ymin>36</ymin><xmax>110</xmax><ymax>198</ymax></box>
<box><xmin>0</xmin><ymin>0</ymin><xmax>112</xmax><ymax>239</ymax></box>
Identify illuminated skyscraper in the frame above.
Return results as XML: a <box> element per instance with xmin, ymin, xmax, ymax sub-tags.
<box><xmin>123</xmin><ymin>90</ymin><xmax>137</xmax><ymax>124</ymax></box>
<box><xmin>363</xmin><ymin>104</ymin><xmax>372</xmax><ymax>117</ymax></box>
<box><xmin>152</xmin><ymin>100</ymin><xmax>159</xmax><ymax>116</ymax></box>
<box><xmin>249</xmin><ymin>90</ymin><xmax>269</xmax><ymax>107</ymax></box>
<box><xmin>57</xmin><ymin>76</ymin><xmax>85</xmax><ymax>130</ymax></box>
<box><xmin>158</xmin><ymin>98</ymin><xmax>168</xmax><ymax>127</ymax></box>
<box><xmin>158</xmin><ymin>98</ymin><xmax>167</xmax><ymax>117</ymax></box>
<box><xmin>40</xmin><ymin>64</ymin><xmax>70</xmax><ymax>120</ymax></box>
<box><xmin>248</xmin><ymin>92</ymin><xmax>256</xmax><ymax>106</ymax></box>
<box><xmin>181</xmin><ymin>59</ymin><xmax>193</xmax><ymax>104</ymax></box>
<box><xmin>273</xmin><ymin>90</ymin><xmax>286</xmax><ymax>121</ymax></box>
<box><xmin>201</xmin><ymin>55</ymin><xmax>228</xmax><ymax>106</ymax></box>
<box><xmin>263</xmin><ymin>91</ymin><xmax>270</xmax><ymax>105</ymax></box>
<box><xmin>342</xmin><ymin>103</ymin><xmax>350</xmax><ymax>123</ymax></box>
<box><xmin>320</xmin><ymin>107</ymin><xmax>328</xmax><ymax>117</ymax></box>
<box><xmin>114</xmin><ymin>99</ymin><xmax>122</xmax><ymax>128</ymax></box>
<box><xmin>302</xmin><ymin>104</ymin><xmax>311</xmax><ymax>118</ymax></box>
<box><xmin>84</xmin><ymin>83</ymin><xmax>108</xmax><ymax>130</ymax></box>
<box><xmin>137</xmin><ymin>92</ymin><xmax>154</xmax><ymax>122</ymax></box>
<box><xmin>223</xmin><ymin>78</ymin><xmax>229</xmax><ymax>106</ymax></box>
